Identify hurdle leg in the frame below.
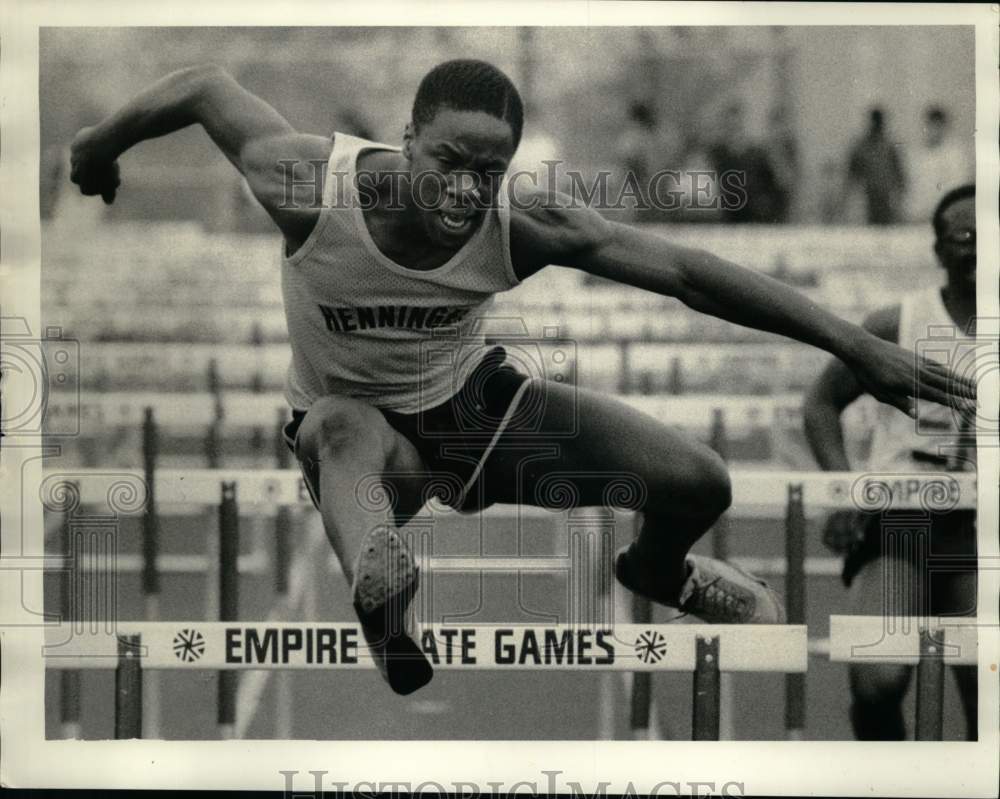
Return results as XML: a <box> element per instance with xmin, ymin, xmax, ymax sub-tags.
<box><xmin>141</xmin><ymin>409</ymin><xmax>162</xmax><ymax>738</ymax></box>
<box><xmin>217</xmin><ymin>482</ymin><xmax>240</xmax><ymax>739</ymax></box>
<box><xmin>591</xmin><ymin>512</ymin><xmax>617</xmax><ymax>740</ymax></box>
<box><xmin>621</xmin><ymin>511</ymin><xmax>666</xmax><ymax>740</ymax></box>
<box><xmin>783</xmin><ymin>484</ymin><xmax>807</xmax><ymax>740</ymax></box>
<box><xmin>692</xmin><ymin>635</ymin><xmax>721</xmax><ymax>740</ymax></box>
<box><xmin>629</xmin><ymin>595</ymin><xmax>653</xmax><ymax>739</ymax></box>
<box><xmin>709</xmin><ymin>410</ymin><xmax>734</xmax><ymax>740</ymax></box>
<box><xmin>915</xmin><ymin>628</ymin><xmax>945</xmax><ymax>741</ymax></box>
<box><xmin>273</xmin><ymin>422</ymin><xmax>294</xmax><ymax>738</ymax></box>
<box><xmin>58</xmin><ymin>497</ymin><xmax>82</xmax><ymax>739</ymax></box>
<box><xmin>115</xmin><ymin>634</ymin><xmax>143</xmax><ymax>739</ymax></box>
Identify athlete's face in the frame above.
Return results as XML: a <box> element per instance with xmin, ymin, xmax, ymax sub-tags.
<box><xmin>934</xmin><ymin>196</ymin><xmax>976</xmax><ymax>296</ymax></box>
<box><xmin>404</xmin><ymin>108</ymin><xmax>517</xmax><ymax>249</ymax></box>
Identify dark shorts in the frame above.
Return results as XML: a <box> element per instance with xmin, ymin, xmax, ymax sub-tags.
<box><xmin>283</xmin><ymin>346</ymin><xmax>532</xmax><ymax>514</ymax></box>
<box><xmin>842</xmin><ymin>508</ymin><xmax>978</xmax><ymax>599</ymax></box>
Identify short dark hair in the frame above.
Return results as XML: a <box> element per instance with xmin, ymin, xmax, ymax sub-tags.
<box><xmin>932</xmin><ymin>183</ymin><xmax>975</xmax><ymax>237</ymax></box>
<box><xmin>411</xmin><ymin>59</ymin><xmax>524</xmax><ymax>147</ymax></box>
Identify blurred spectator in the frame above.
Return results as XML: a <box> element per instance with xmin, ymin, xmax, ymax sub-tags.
<box><xmin>612</xmin><ymin>102</ymin><xmax>688</xmax><ymax>222</ymax></box>
<box><xmin>904</xmin><ymin>105</ymin><xmax>973</xmax><ymax>223</ymax></box>
<box><xmin>817</xmin><ymin>159</ymin><xmax>845</xmax><ymax>224</ymax></box>
<box><xmin>673</xmin><ymin>130</ymin><xmax>721</xmax><ymax>224</ymax></box>
<box><xmin>616</xmin><ymin>101</ymin><xmax>658</xmax><ymax>187</ymax></box>
<box><xmin>844</xmin><ymin>107</ymin><xmax>906</xmax><ymax>225</ymax></box>
<box><xmin>708</xmin><ymin>102</ymin><xmax>786</xmax><ymax>224</ymax></box>
<box><xmin>614</xmin><ymin>101</ymin><xmax>660</xmax><ymax>221</ymax></box>
<box><xmin>765</xmin><ymin>106</ymin><xmax>799</xmax><ymax>223</ymax></box>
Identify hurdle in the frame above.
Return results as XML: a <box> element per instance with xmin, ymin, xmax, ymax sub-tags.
<box><xmin>44</xmin><ymin>467</ymin><xmax>977</xmax><ymax>740</ymax></box>
<box><xmin>828</xmin><ymin>615</ymin><xmax>979</xmax><ymax>740</ymax></box>
<box><xmin>41</xmin><ymin>622</ymin><xmax>807</xmax><ymax>740</ymax></box>
<box><xmin>48</xmin><ymin>390</ymin><xmax>813</xmax><ymax>441</ymax></box>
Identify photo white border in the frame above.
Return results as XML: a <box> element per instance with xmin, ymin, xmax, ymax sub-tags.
<box><xmin>1</xmin><ymin>2</ymin><xmax>997</xmax><ymax>795</ymax></box>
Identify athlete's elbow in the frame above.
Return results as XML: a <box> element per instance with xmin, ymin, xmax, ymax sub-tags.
<box><xmin>180</xmin><ymin>65</ymin><xmax>247</xmax><ymax>130</ymax></box>
<box><xmin>185</xmin><ymin>63</ymin><xmax>230</xmax><ymax>83</ymax></box>
<box><xmin>177</xmin><ymin>64</ymin><xmax>234</xmax><ymax>105</ymax></box>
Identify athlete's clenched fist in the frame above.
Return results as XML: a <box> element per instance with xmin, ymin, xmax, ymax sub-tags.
<box><xmin>70</xmin><ymin>126</ymin><xmax>120</xmax><ymax>204</ymax></box>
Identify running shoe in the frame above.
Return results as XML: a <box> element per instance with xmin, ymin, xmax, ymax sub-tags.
<box><xmin>352</xmin><ymin>525</ymin><xmax>433</xmax><ymax>695</ymax></box>
<box><xmin>614</xmin><ymin>545</ymin><xmax>785</xmax><ymax>624</ymax></box>
<box><xmin>677</xmin><ymin>554</ymin><xmax>785</xmax><ymax>624</ymax></box>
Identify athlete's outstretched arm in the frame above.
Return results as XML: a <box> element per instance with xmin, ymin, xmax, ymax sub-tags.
<box><xmin>69</xmin><ymin>65</ymin><xmax>326</xmax><ymax>238</ymax></box>
<box><xmin>509</xmin><ymin>195</ymin><xmax>976</xmax><ymax>417</ymax></box>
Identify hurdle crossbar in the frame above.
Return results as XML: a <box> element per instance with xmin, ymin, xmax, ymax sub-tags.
<box><xmin>46</xmin><ymin>468</ymin><xmax>978</xmax><ymax>514</ymax></box>
<box><xmin>23</xmin><ymin>552</ymin><xmax>845</xmax><ymax>579</ymax></box>
<box><xmin>42</xmin><ymin>622</ymin><xmax>807</xmax><ymax>673</ymax></box>
<box><xmin>68</xmin><ymin>341</ymin><xmax>813</xmax><ymax>380</ymax></box>
<box><xmin>828</xmin><ymin>615</ymin><xmax>978</xmax><ymax>665</ymax></box>
<box><xmin>48</xmin><ymin>391</ymin><xmax>806</xmax><ymax>432</ymax></box>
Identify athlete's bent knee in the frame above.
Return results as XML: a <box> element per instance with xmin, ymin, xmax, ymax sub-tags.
<box><xmin>643</xmin><ymin>450</ymin><xmax>731</xmax><ymax>520</ymax></box>
<box><xmin>690</xmin><ymin>452</ymin><xmax>732</xmax><ymax>517</ymax></box>
<box><xmin>298</xmin><ymin>397</ymin><xmax>387</xmax><ymax>462</ymax></box>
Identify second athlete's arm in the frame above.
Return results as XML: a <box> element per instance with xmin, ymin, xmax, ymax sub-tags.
<box><xmin>802</xmin><ymin>305</ymin><xmax>901</xmax><ymax>470</ymax></box>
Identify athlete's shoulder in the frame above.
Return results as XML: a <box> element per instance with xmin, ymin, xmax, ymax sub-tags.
<box><xmin>507</xmin><ymin>183</ymin><xmax>612</xmax><ymax>277</ymax></box>
<box><xmin>242</xmin><ymin>132</ymin><xmax>331</xmax><ymax>179</ymax></box>
<box><xmin>238</xmin><ymin>133</ymin><xmax>333</xmax><ymax>245</ymax></box>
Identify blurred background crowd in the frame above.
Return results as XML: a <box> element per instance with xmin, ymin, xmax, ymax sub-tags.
<box><xmin>40</xmin><ymin>26</ymin><xmax>975</xmax><ymax>230</ymax></box>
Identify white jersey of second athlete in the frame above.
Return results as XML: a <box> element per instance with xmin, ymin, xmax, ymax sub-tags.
<box><xmin>867</xmin><ymin>285</ymin><xmax>976</xmax><ymax>472</ymax></box>
<box><xmin>281</xmin><ymin>133</ymin><xmax>521</xmax><ymax>413</ymax></box>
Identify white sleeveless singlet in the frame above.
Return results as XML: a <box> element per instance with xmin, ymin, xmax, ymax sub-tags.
<box><xmin>281</xmin><ymin>133</ymin><xmax>520</xmax><ymax>413</ymax></box>
<box><xmin>867</xmin><ymin>286</ymin><xmax>977</xmax><ymax>472</ymax></box>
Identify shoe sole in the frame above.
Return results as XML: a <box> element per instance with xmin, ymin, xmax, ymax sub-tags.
<box><xmin>352</xmin><ymin>526</ymin><xmax>433</xmax><ymax>695</ymax></box>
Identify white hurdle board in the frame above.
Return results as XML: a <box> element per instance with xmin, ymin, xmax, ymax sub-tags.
<box><xmin>829</xmin><ymin>615</ymin><xmax>979</xmax><ymax>665</ymax></box>
<box><xmin>41</xmin><ymin>622</ymin><xmax>808</xmax><ymax>673</ymax></box>
<box><xmin>41</xmin><ymin>468</ymin><xmax>978</xmax><ymax>517</ymax></box>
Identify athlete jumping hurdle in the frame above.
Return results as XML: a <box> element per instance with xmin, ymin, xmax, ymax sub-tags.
<box><xmin>70</xmin><ymin>60</ymin><xmax>976</xmax><ymax>695</ymax></box>
<box><xmin>804</xmin><ymin>184</ymin><xmax>978</xmax><ymax>739</ymax></box>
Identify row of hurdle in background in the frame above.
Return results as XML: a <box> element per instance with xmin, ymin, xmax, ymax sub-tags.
<box><xmin>39</xmin><ymin>400</ymin><xmax>978</xmax><ymax>741</ymax></box>
<box><xmin>59</xmin><ymin>339</ymin><xmax>824</xmax><ymax>396</ymax></box>
<box><xmin>47</xmin><ymin>388</ymin><xmax>836</xmax><ymax>468</ymax></box>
